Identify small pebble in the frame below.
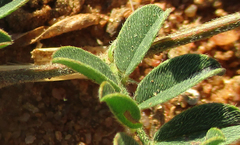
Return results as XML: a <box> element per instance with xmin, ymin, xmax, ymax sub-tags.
<box><xmin>65</xmin><ymin>134</ymin><xmax>72</xmax><ymax>140</ymax></box>
<box><xmin>215</xmin><ymin>9</ymin><xmax>227</xmax><ymax>16</ymax></box>
<box><xmin>23</xmin><ymin>102</ymin><xmax>39</xmax><ymax>113</ymax></box>
<box><xmin>184</xmin><ymin>89</ymin><xmax>200</xmax><ymax>105</ymax></box>
<box><xmin>55</xmin><ymin>131</ymin><xmax>62</xmax><ymax>141</ymax></box>
<box><xmin>25</xmin><ymin>135</ymin><xmax>36</xmax><ymax>144</ymax></box>
<box><xmin>52</xmin><ymin>88</ymin><xmax>66</xmax><ymax>100</ymax></box>
<box><xmin>214</xmin><ymin>51</ymin><xmax>234</xmax><ymax>60</ymax></box>
<box><xmin>104</xmin><ymin>117</ymin><xmax>113</xmax><ymax>128</ymax></box>
<box><xmin>210</xmin><ymin>30</ymin><xmax>239</xmax><ymax>46</ymax></box>
<box><xmin>184</xmin><ymin>4</ymin><xmax>198</xmax><ymax>17</ymax></box>
<box><xmin>194</xmin><ymin>0</ymin><xmax>204</xmax><ymax>5</ymax></box>
<box><xmin>18</xmin><ymin>113</ymin><xmax>30</xmax><ymax>122</ymax></box>
<box><xmin>213</xmin><ymin>1</ymin><xmax>222</xmax><ymax>8</ymax></box>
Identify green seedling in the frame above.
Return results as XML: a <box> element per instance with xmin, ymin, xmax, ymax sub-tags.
<box><xmin>0</xmin><ymin>0</ymin><xmax>29</xmax><ymax>49</ymax></box>
<box><xmin>51</xmin><ymin>4</ymin><xmax>240</xmax><ymax>145</ymax></box>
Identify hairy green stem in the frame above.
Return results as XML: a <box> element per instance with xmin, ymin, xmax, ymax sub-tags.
<box><xmin>148</xmin><ymin>12</ymin><xmax>240</xmax><ymax>56</ymax></box>
<box><xmin>136</xmin><ymin>127</ymin><xmax>151</xmax><ymax>145</ymax></box>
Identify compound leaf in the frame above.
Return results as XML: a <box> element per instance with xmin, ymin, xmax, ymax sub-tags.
<box><xmin>114</xmin><ymin>4</ymin><xmax>171</xmax><ymax>78</ymax></box>
<box><xmin>52</xmin><ymin>46</ymin><xmax>120</xmax><ymax>91</ymax></box>
<box><xmin>136</xmin><ymin>54</ymin><xmax>225</xmax><ymax>109</ymax></box>
<box><xmin>101</xmin><ymin>93</ymin><xmax>142</xmax><ymax>129</ymax></box>
<box><xmin>154</xmin><ymin>103</ymin><xmax>240</xmax><ymax>142</ymax></box>
<box><xmin>155</xmin><ymin>125</ymin><xmax>240</xmax><ymax>145</ymax></box>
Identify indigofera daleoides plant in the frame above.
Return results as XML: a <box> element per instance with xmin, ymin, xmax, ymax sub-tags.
<box><xmin>1</xmin><ymin>2</ymin><xmax>240</xmax><ymax>144</ymax></box>
<box><xmin>50</xmin><ymin>4</ymin><xmax>240</xmax><ymax>145</ymax></box>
